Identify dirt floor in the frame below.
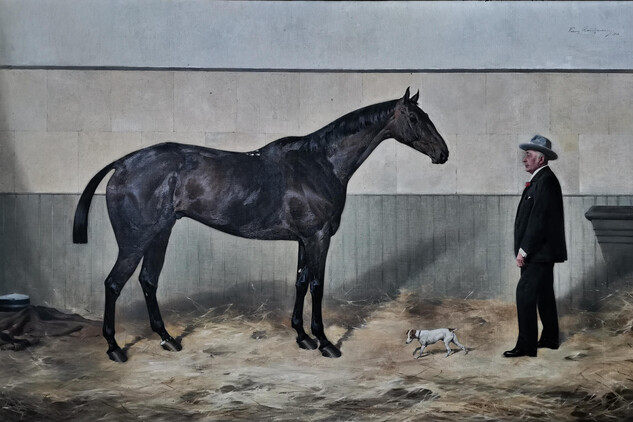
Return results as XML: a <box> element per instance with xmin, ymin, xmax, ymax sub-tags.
<box><xmin>1</xmin><ymin>290</ymin><xmax>632</xmax><ymax>421</ymax></box>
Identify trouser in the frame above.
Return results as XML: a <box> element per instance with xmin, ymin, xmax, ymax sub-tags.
<box><xmin>515</xmin><ymin>261</ymin><xmax>559</xmax><ymax>351</ymax></box>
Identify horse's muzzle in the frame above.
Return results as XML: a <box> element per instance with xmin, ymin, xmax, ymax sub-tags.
<box><xmin>432</xmin><ymin>150</ymin><xmax>449</xmax><ymax>164</ymax></box>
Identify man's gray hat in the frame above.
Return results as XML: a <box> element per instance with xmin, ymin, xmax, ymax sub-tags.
<box><xmin>519</xmin><ymin>135</ymin><xmax>558</xmax><ymax>160</ymax></box>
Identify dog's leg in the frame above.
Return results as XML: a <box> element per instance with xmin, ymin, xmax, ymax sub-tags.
<box><xmin>416</xmin><ymin>345</ymin><xmax>427</xmax><ymax>359</ymax></box>
<box><xmin>412</xmin><ymin>346</ymin><xmax>421</xmax><ymax>356</ymax></box>
<box><xmin>452</xmin><ymin>335</ymin><xmax>469</xmax><ymax>354</ymax></box>
<box><xmin>444</xmin><ymin>339</ymin><xmax>453</xmax><ymax>357</ymax></box>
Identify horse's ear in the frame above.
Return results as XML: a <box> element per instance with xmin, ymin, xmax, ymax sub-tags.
<box><xmin>411</xmin><ymin>90</ymin><xmax>419</xmax><ymax>104</ymax></box>
<box><xmin>403</xmin><ymin>87</ymin><xmax>411</xmax><ymax>101</ymax></box>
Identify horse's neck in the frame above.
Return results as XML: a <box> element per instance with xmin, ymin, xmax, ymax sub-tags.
<box><xmin>327</xmin><ymin>125</ymin><xmax>391</xmax><ymax>184</ymax></box>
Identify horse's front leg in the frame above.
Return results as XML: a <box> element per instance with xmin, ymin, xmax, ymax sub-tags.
<box><xmin>292</xmin><ymin>242</ymin><xmax>317</xmax><ymax>350</ymax></box>
<box><xmin>307</xmin><ymin>236</ymin><xmax>341</xmax><ymax>358</ymax></box>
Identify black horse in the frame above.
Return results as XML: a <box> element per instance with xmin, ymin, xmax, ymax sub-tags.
<box><xmin>73</xmin><ymin>88</ymin><xmax>448</xmax><ymax>362</ymax></box>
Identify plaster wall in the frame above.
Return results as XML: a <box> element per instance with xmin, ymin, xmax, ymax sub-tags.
<box><xmin>1</xmin><ymin>1</ymin><xmax>631</xmax><ymax>70</ymax></box>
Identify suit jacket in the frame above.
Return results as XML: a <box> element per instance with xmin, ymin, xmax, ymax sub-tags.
<box><xmin>514</xmin><ymin>166</ymin><xmax>567</xmax><ymax>263</ymax></box>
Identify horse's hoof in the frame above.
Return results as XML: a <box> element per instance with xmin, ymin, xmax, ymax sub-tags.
<box><xmin>160</xmin><ymin>337</ymin><xmax>182</xmax><ymax>352</ymax></box>
<box><xmin>296</xmin><ymin>335</ymin><xmax>318</xmax><ymax>350</ymax></box>
<box><xmin>107</xmin><ymin>348</ymin><xmax>128</xmax><ymax>363</ymax></box>
<box><xmin>319</xmin><ymin>343</ymin><xmax>342</xmax><ymax>358</ymax></box>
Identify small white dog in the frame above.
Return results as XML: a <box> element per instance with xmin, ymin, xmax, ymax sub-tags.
<box><xmin>406</xmin><ymin>328</ymin><xmax>469</xmax><ymax>358</ymax></box>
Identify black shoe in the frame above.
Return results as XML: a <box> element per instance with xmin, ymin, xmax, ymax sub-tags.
<box><xmin>503</xmin><ymin>348</ymin><xmax>537</xmax><ymax>358</ymax></box>
<box><xmin>537</xmin><ymin>340</ymin><xmax>559</xmax><ymax>350</ymax></box>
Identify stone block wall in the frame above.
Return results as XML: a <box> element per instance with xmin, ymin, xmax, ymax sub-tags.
<box><xmin>2</xmin><ymin>70</ymin><xmax>633</xmax><ymax>197</ymax></box>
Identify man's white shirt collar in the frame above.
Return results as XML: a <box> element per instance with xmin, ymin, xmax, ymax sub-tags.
<box><xmin>529</xmin><ymin>164</ymin><xmax>549</xmax><ymax>181</ymax></box>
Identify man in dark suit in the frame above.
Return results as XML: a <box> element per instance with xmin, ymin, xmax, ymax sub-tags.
<box><xmin>504</xmin><ymin>135</ymin><xmax>567</xmax><ymax>358</ymax></box>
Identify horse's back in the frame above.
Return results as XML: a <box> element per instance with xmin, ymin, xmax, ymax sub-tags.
<box><xmin>109</xmin><ymin>142</ymin><xmax>237</xmax><ymax>183</ymax></box>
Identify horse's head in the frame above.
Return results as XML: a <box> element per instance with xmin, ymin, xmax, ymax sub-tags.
<box><xmin>391</xmin><ymin>88</ymin><xmax>448</xmax><ymax>164</ymax></box>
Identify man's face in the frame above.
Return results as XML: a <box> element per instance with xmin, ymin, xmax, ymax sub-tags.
<box><xmin>523</xmin><ymin>150</ymin><xmax>544</xmax><ymax>174</ymax></box>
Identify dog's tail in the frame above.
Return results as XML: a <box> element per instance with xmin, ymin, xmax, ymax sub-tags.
<box><xmin>448</xmin><ymin>328</ymin><xmax>457</xmax><ymax>332</ymax></box>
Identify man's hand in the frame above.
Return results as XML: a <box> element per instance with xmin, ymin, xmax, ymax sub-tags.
<box><xmin>516</xmin><ymin>253</ymin><xmax>525</xmax><ymax>267</ymax></box>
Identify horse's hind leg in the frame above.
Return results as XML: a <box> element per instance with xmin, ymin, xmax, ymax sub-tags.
<box><xmin>103</xmin><ymin>250</ymin><xmax>144</xmax><ymax>362</ymax></box>
<box><xmin>139</xmin><ymin>227</ymin><xmax>182</xmax><ymax>352</ymax></box>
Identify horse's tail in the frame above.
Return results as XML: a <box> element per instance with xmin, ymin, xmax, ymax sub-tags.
<box><xmin>72</xmin><ymin>161</ymin><xmax>118</xmax><ymax>244</ymax></box>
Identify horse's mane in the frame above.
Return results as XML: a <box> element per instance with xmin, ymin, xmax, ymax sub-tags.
<box><xmin>271</xmin><ymin>99</ymin><xmax>399</xmax><ymax>153</ymax></box>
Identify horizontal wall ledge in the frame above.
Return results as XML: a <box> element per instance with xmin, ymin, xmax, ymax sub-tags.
<box><xmin>1</xmin><ymin>1</ymin><xmax>632</xmax><ymax>70</ymax></box>
<box><xmin>4</xmin><ymin>67</ymin><xmax>633</xmax><ymax>74</ymax></box>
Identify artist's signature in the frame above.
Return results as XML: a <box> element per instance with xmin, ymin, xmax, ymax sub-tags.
<box><xmin>569</xmin><ymin>26</ymin><xmax>619</xmax><ymax>38</ymax></box>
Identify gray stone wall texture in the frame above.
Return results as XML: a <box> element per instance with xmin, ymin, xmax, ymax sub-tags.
<box><xmin>1</xmin><ymin>1</ymin><xmax>632</xmax><ymax>315</ymax></box>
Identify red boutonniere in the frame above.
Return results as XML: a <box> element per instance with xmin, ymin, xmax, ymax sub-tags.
<box><xmin>525</xmin><ymin>182</ymin><xmax>531</xmax><ymax>187</ymax></box>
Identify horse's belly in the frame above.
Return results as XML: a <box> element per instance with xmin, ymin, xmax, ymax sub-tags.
<box><xmin>185</xmin><ymin>212</ymin><xmax>296</xmax><ymax>241</ymax></box>
<box><xmin>178</xmin><ymin>196</ymin><xmax>297</xmax><ymax>241</ymax></box>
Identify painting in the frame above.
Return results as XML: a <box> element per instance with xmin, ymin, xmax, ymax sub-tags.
<box><xmin>0</xmin><ymin>1</ymin><xmax>632</xmax><ymax>421</ymax></box>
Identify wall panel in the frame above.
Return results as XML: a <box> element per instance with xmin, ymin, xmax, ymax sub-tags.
<box><xmin>0</xmin><ymin>193</ymin><xmax>622</xmax><ymax>316</ymax></box>
<box><xmin>2</xmin><ymin>70</ymin><xmax>633</xmax><ymax>197</ymax></box>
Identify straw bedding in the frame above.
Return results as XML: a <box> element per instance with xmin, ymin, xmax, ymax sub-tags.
<box><xmin>1</xmin><ymin>290</ymin><xmax>631</xmax><ymax>421</ymax></box>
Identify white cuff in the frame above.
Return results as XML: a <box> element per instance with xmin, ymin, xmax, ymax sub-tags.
<box><xmin>519</xmin><ymin>248</ymin><xmax>527</xmax><ymax>258</ymax></box>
